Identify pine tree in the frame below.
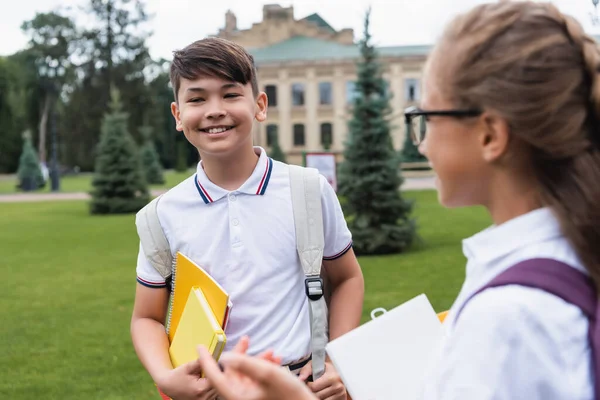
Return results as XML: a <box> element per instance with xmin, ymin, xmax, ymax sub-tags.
<box><xmin>400</xmin><ymin>123</ymin><xmax>427</xmax><ymax>163</ymax></box>
<box><xmin>269</xmin><ymin>131</ymin><xmax>287</xmax><ymax>163</ymax></box>
<box><xmin>90</xmin><ymin>89</ymin><xmax>149</xmax><ymax>214</ymax></box>
<box><xmin>337</xmin><ymin>8</ymin><xmax>416</xmax><ymax>255</ymax></box>
<box><xmin>139</xmin><ymin>125</ymin><xmax>165</xmax><ymax>185</ymax></box>
<box><xmin>17</xmin><ymin>130</ymin><xmax>44</xmax><ymax>191</ymax></box>
<box><xmin>175</xmin><ymin>140</ymin><xmax>188</xmax><ymax>172</ymax></box>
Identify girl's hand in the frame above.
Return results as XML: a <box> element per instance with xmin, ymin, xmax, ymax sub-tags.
<box><xmin>197</xmin><ymin>345</ymin><xmax>315</xmax><ymax>400</ymax></box>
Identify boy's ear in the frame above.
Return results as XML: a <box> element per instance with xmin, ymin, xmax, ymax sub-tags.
<box><xmin>171</xmin><ymin>102</ymin><xmax>183</xmax><ymax>132</ymax></box>
<box><xmin>255</xmin><ymin>92</ymin><xmax>268</xmax><ymax>122</ymax></box>
<box><xmin>480</xmin><ymin>112</ymin><xmax>510</xmax><ymax>163</ymax></box>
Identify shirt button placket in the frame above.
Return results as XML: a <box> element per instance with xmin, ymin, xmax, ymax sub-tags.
<box><xmin>229</xmin><ymin>193</ymin><xmax>242</xmax><ymax>248</ymax></box>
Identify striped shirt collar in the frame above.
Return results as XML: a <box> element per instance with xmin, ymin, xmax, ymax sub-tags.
<box><xmin>194</xmin><ymin>146</ymin><xmax>274</xmax><ymax>204</ymax></box>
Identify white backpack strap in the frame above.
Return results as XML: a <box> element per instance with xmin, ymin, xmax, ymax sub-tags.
<box><xmin>289</xmin><ymin>164</ymin><xmax>328</xmax><ymax>381</ymax></box>
<box><xmin>135</xmin><ymin>195</ymin><xmax>173</xmax><ymax>280</ymax></box>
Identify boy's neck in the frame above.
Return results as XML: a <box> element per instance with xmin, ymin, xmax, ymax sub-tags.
<box><xmin>199</xmin><ymin>146</ymin><xmax>260</xmax><ymax>191</ymax></box>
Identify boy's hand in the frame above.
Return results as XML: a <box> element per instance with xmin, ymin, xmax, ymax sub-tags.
<box><xmin>298</xmin><ymin>361</ymin><xmax>347</xmax><ymax>400</ymax></box>
<box><xmin>156</xmin><ymin>359</ymin><xmax>217</xmax><ymax>400</ymax></box>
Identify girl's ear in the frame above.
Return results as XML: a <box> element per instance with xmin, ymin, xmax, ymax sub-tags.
<box><xmin>480</xmin><ymin>112</ymin><xmax>511</xmax><ymax>163</ymax></box>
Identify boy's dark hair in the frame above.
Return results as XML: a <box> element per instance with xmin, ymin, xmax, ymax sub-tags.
<box><xmin>170</xmin><ymin>37</ymin><xmax>259</xmax><ymax>102</ymax></box>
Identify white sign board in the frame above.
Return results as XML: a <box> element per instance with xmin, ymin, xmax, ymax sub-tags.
<box><xmin>305</xmin><ymin>152</ymin><xmax>337</xmax><ymax>192</ymax></box>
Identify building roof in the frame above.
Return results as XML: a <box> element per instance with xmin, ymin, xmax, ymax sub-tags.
<box><xmin>301</xmin><ymin>13</ymin><xmax>336</xmax><ymax>34</ymax></box>
<box><xmin>249</xmin><ymin>34</ymin><xmax>600</xmax><ymax>66</ymax></box>
<box><xmin>249</xmin><ymin>36</ymin><xmax>431</xmax><ymax>65</ymax></box>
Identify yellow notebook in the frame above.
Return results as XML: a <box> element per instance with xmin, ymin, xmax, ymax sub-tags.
<box><xmin>168</xmin><ymin>252</ymin><xmax>232</xmax><ymax>342</ymax></box>
<box><xmin>169</xmin><ymin>287</ymin><xmax>227</xmax><ymax>368</ymax></box>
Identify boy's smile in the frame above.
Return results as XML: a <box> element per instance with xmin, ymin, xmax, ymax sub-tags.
<box><xmin>171</xmin><ymin>76</ymin><xmax>267</xmax><ymax>159</ymax></box>
<box><xmin>199</xmin><ymin>125</ymin><xmax>236</xmax><ymax>135</ymax></box>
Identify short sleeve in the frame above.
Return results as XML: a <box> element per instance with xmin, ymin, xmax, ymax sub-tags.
<box><xmin>135</xmin><ymin>242</ymin><xmax>168</xmax><ymax>288</ymax></box>
<box><xmin>320</xmin><ymin>175</ymin><xmax>353</xmax><ymax>260</ymax></box>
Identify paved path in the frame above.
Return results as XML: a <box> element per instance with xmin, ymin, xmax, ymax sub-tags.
<box><xmin>0</xmin><ymin>176</ymin><xmax>436</xmax><ymax>203</ymax></box>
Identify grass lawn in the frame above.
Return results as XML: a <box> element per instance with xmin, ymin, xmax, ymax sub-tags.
<box><xmin>0</xmin><ymin>170</ymin><xmax>193</xmax><ymax>194</ymax></box>
<box><xmin>0</xmin><ymin>190</ymin><xmax>490</xmax><ymax>399</ymax></box>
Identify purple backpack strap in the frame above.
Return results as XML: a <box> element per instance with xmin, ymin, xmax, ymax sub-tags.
<box><xmin>456</xmin><ymin>258</ymin><xmax>599</xmax><ymax>399</ymax></box>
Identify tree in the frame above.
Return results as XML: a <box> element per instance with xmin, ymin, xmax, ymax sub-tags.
<box><xmin>337</xmin><ymin>8</ymin><xmax>416</xmax><ymax>255</ymax></box>
<box><xmin>147</xmin><ymin>62</ymin><xmax>178</xmax><ymax>169</ymax></box>
<box><xmin>400</xmin><ymin>123</ymin><xmax>427</xmax><ymax>163</ymax></box>
<box><xmin>269</xmin><ymin>131</ymin><xmax>286</xmax><ymax>163</ymax></box>
<box><xmin>0</xmin><ymin>57</ymin><xmax>23</xmax><ymax>174</ymax></box>
<box><xmin>17</xmin><ymin>131</ymin><xmax>44</xmax><ymax>191</ymax></box>
<box><xmin>21</xmin><ymin>11</ymin><xmax>77</xmax><ymax>164</ymax></box>
<box><xmin>90</xmin><ymin>89</ymin><xmax>149</xmax><ymax>214</ymax></box>
<box><xmin>61</xmin><ymin>0</ymin><xmax>153</xmax><ymax>171</ymax></box>
<box><xmin>175</xmin><ymin>141</ymin><xmax>189</xmax><ymax>173</ymax></box>
<box><xmin>140</xmin><ymin>125</ymin><xmax>165</xmax><ymax>185</ymax></box>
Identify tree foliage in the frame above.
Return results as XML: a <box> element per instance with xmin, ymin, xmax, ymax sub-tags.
<box><xmin>337</xmin><ymin>8</ymin><xmax>416</xmax><ymax>255</ymax></box>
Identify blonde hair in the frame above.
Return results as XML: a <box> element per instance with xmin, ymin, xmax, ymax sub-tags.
<box><xmin>435</xmin><ymin>1</ymin><xmax>600</xmax><ymax>286</ymax></box>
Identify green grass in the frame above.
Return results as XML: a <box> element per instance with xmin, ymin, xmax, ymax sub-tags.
<box><xmin>0</xmin><ymin>191</ymin><xmax>491</xmax><ymax>399</ymax></box>
<box><xmin>0</xmin><ymin>170</ymin><xmax>193</xmax><ymax>194</ymax></box>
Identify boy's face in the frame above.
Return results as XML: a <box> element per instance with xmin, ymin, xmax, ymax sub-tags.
<box><xmin>171</xmin><ymin>75</ymin><xmax>267</xmax><ymax>158</ymax></box>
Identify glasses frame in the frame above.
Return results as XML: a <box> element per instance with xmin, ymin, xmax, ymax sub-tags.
<box><xmin>404</xmin><ymin>106</ymin><xmax>483</xmax><ymax>145</ymax></box>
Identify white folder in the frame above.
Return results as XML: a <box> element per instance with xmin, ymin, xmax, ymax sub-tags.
<box><xmin>325</xmin><ymin>294</ymin><xmax>444</xmax><ymax>400</ymax></box>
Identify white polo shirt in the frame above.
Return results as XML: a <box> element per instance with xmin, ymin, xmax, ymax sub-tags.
<box><xmin>420</xmin><ymin>207</ymin><xmax>593</xmax><ymax>400</ymax></box>
<box><xmin>136</xmin><ymin>146</ymin><xmax>353</xmax><ymax>364</ymax></box>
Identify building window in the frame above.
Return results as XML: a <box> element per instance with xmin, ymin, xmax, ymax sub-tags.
<box><xmin>383</xmin><ymin>80</ymin><xmax>390</xmax><ymax>97</ymax></box>
<box><xmin>319</xmin><ymin>82</ymin><xmax>332</xmax><ymax>105</ymax></box>
<box><xmin>265</xmin><ymin>85</ymin><xmax>277</xmax><ymax>107</ymax></box>
<box><xmin>320</xmin><ymin>123</ymin><xmax>333</xmax><ymax>148</ymax></box>
<box><xmin>266</xmin><ymin>124</ymin><xmax>278</xmax><ymax>147</ymax></box>
<box><xmin>293</xmin><ymin>124</ymin><xmax>305</xmax><ymax>146</ymax></box>
<box><xmin>405</xmin><ymin>78</ymin><xmax>420</xmax><ymax>102</ymax></box>
<box><xmin>346</xmin><ymin>81</ymin><xmax>358</xmax><ymax>104</ymax></box>
<box><xmin>292</xmin><ymin>83</ymin><xmax>305</xmax><ymax>106</ymax></box>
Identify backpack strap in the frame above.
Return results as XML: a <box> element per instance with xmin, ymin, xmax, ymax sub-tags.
<box><xmin>288</xmin><ymin>164</ymin><xmax>328</xmax><ymax>381</ymax></box>
<box><xmin>455</xmin><ymin>258</ymin><xmax>599</xmax><ymax>399</ymax></box>
<box><xmin>135</xmin><ymin>195</ymin><xmax>173</xmax><ymax>280</ymax></box>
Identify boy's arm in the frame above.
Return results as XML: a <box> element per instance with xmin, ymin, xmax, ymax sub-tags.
<box><xmin>301</xmin><ymin>249</ymin><xmax>363</xmax><ymax>399</ymax></box>
<box><xmin>299</xmin><ymin>175</ymin><xmax>363</xmax><ymax>399</ymax></box>
<box><xmin>316</xmin><ymin>175</ymin><xmax>364</xmax><ymax>340</ymax></box>
<box><xmin>130</xmin><ymin>283</ymin><xmax>172</xmax><ymax>383</ymax></box>
<box><xmin>323</xmin><ymin>248</ymin><xmax>364</xmax><ymax>341</ymax></box>
<box><xmin>131</xmin><ymin>245</ymin><xmax>216</xmax><ymax>399</ymax></box>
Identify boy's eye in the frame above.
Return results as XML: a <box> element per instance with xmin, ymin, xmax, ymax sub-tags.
<box><xmin>188</xmin><ymin>97</ymin><xmax>204</xmax><ymax>103</ymax></box>
<box><xmin>224</xmin><ymin>93</ymin><xmax>241</xmax><ymax>99</ymax></box>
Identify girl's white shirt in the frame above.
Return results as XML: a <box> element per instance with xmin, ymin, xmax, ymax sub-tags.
<box><xmin>420</xmin><ymin>207</ymin><xmax>593</xmax><ymax>400</ymax></box>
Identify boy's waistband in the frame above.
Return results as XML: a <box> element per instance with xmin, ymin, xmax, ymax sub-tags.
<box><xmin>284</xmin><ymin>354</ymin><xmax>312</xmax><ymax>374</ymax></box>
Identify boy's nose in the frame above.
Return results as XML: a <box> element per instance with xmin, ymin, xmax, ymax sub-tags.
<box><xmin>206</xmin><ymin>108</ymin><xmax>226</xmax><ymax>119</ymax></box>
<box><xmin>205</xmin><ymin>101</ymin><xmax>227</xmax><ymax>119</ymax></box>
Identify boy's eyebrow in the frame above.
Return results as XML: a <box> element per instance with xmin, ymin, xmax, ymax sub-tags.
<box><xmin>185</xmin><ymin>83</ymin><xmax>242</xmax><ymax>93</ymax></box>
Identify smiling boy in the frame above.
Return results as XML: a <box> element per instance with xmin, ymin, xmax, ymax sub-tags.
<box><xmin>130</xmin><ymin>37</ymin><xmax>364</xmax><ymax>400</ymax></box>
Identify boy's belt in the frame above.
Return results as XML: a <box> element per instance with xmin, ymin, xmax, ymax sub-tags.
<box><xmin>284</xmin><ymin>354</ymin><xmax>312</xmax><ymax>374</ymax></box>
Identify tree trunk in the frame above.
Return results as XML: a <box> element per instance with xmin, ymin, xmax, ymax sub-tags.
<box><xmin>38</xmin><ymin>93</ymin><xmax>51</xmax><ymax>163</ymax></box>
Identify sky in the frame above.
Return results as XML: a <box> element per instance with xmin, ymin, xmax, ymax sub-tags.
<box><xmin>2</xmin><ymin>0</ymin><xmax>600</xmax><ymax>60</ymax></box>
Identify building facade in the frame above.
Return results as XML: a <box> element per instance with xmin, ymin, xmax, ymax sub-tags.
<box><xmin>216</xmin><ymin>4</ymin><xmax>431</xmax><ymax>164</ymax></box>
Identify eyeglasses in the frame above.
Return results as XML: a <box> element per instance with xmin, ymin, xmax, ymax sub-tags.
<box><xmin>404</xmin><ymin>106</ymin><xmax>483</xmax><ymax>145</ymax></box>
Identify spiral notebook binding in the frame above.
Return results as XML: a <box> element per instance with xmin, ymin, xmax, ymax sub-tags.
<box><xmin>165</xmin><ymin>255</ymin><xmax>177</xmax><ymax>335</ymax></box>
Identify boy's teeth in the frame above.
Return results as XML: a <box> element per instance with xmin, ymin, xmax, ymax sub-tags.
<box><xmin>208</xmin><ymin>127</ymin><xmax>228</xmax><ymax>134</ymax></box>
